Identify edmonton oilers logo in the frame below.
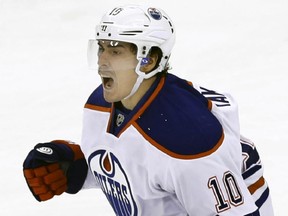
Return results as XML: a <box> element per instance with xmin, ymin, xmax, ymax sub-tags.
<box><xmin>88</xmin><ymin>150</ymin><xmax>138</xmax><ymax>216</ymax></box>
<box><xmin>147</xmin><ymin>7</ymin><xmax>162</xmax><ymax>20</ymax></box>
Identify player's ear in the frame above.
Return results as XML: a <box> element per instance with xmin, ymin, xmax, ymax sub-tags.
<box><xmin>140</xmin><ymin>55</ymin><xmax>158</xmax><ymax>73</ymax></box>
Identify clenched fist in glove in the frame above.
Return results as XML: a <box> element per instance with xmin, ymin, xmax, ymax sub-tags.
<box><xmin>23</xmin><ymin>140</ymin><xmax>88</xmax><ymax>201</ymax></box>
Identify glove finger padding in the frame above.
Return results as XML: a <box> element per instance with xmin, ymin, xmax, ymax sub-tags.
<box><xmin>23</xmin><ymin>140</ymin><xmax>88</xmax><ymax>201</ymax></box>
<box><xmin>23</xmin><ymin>163</ymin><xmax>67</xmax><ymax>201</ymax></box>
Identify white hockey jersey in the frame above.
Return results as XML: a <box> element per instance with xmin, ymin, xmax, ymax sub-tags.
<box><xmin>80</xmin><ymin>73</ymin><xmax>273</xmax><ymax>215</ymax></box>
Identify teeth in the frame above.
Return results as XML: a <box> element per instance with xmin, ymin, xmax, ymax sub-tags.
<box><xmin>101</xmin><ymin>76</ymin><xmax>111</xmax><ymax>83</ymax></box>
<box><xmin>101</xmin><ymin>75</ymin><xmax>110</xmax><ymax>78</ymax></box>
<box><xmin>99</xmin><ymin>72</ymin><xmax>113</xmax><ymax>89</ymax></box>
<box><xmin>101</xmin><ymin>75</ymin><xmax>113</xmax><ymax>89</ymax></box>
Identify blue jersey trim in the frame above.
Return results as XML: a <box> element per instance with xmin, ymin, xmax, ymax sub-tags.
<box><xmin>86</xmin><ymin>85</ymin><xmax>111</xmax><ymax>109</ymax></box>
<box><xmin>135</xmin><ymin>74</ymin><xmax>223</xmax><ymax>157</ymax></box>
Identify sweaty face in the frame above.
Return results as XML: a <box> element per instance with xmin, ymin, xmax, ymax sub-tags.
<box><xmin>97</xmin><ymin>40</ymin><xmax>139</xmax><ymax>103</ymax></box>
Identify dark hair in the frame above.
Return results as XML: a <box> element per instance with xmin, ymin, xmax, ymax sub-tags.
<box><xmin>130</xmin><ymin>44</ymin><xmax>166</xmax><ymax>73</ymax></box>
<box><xmin>150</xmin><ymin>47</ymin><xmax>163</xmax><ymax>72</ymax></box>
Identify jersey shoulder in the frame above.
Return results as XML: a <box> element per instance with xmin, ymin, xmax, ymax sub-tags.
<box><xmin>136</xmin><ymin>74</ymin><xmax>224</xmax><ymax>159</ymax></box>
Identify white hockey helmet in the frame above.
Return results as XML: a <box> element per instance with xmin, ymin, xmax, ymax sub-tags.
<box><xmin>88</xmin><ymin>4</ymin><xmax>175</xmax><ymax>98</ymax></box>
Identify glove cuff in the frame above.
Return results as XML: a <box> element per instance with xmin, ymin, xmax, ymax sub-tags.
<box><xmin>50</xmin><ymin>140</ymin><xmax>88</xmax><ymax>194</ymax></box>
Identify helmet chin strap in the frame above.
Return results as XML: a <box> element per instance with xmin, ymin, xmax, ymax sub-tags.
<box><xmin>123</xmin><ymin>74</ymin><xmax>144</xmax><ymax>100</ymax></box>
<box><xmin>123</xmin><ymin>59</ymin><xmax>162</xmax><ymax>100</ymax></box>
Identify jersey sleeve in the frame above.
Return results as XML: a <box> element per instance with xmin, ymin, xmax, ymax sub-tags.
<box><xmin>240</xmin><ymin>135</ymin><xmax>274</xmax><ymax>216</ymax></box>
<box><xmin>189</xmin><ymin>82</ymin><xmax>273</xmax><ymax>215</ymax></box>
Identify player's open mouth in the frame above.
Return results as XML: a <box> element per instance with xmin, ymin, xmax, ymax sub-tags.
<box><xmin>101</xmin><ymin>76</ymin><xmax>114</xmax><ymax>90</ymax></box>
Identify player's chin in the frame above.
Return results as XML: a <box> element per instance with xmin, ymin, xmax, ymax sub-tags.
<box><xmin>102</xmin><ymin>91</ymin><xmax>119</xmax><ymax>103</ymax></box>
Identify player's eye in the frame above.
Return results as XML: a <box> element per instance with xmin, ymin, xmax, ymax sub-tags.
<box><xmin>111</xmin><ymin>49</ymin><xmax>121</xmax><ymax>55</ymax></box>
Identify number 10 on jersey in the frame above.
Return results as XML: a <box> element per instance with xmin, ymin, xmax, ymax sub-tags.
<box><xmin>208</xmin><ymin>171</ymin><xmax>244</xmax><ymax>213</ymax></box>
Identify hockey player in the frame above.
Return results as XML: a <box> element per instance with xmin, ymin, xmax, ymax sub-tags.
<box><xmin>23</xmin><ymin>4</ymin><xmax>274</xmax><ymax>216</ymax></box>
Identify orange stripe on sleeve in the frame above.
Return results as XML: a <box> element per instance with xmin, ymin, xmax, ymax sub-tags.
<box><xmin>248</xmin><ymin>176</ymin><xmax>265</xmax><ymax>194</ymax></box>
